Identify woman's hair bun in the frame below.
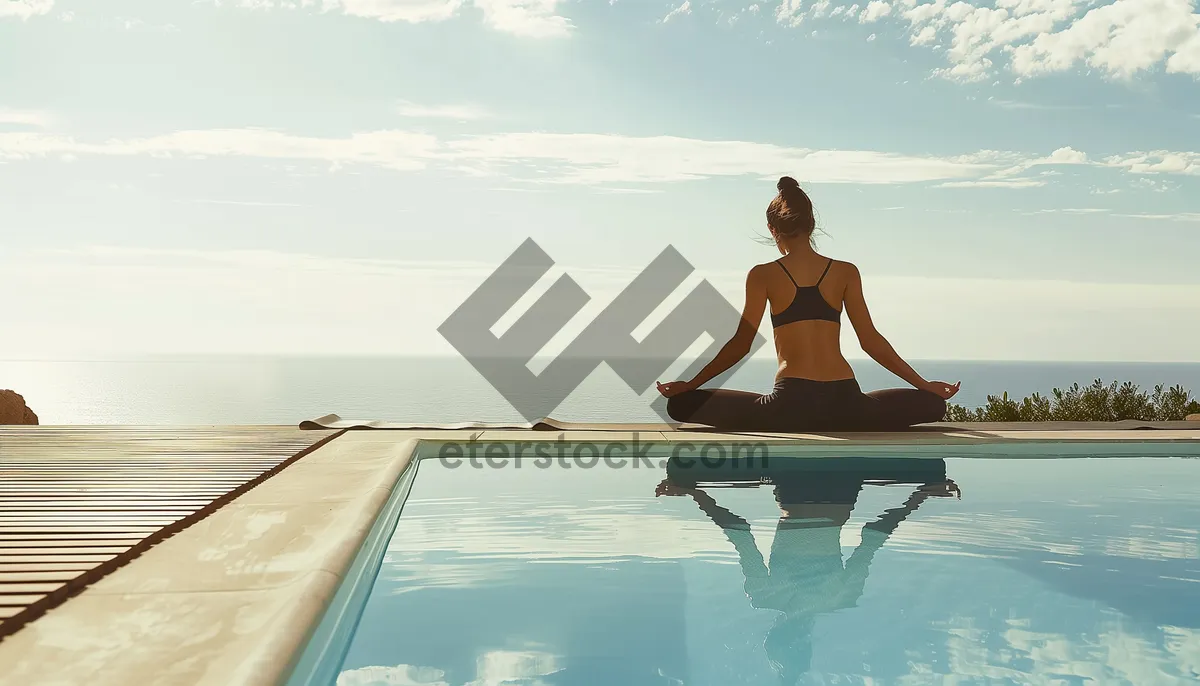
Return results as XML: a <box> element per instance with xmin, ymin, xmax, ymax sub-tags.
<box><xmin>777</xmin><ymin>176</ymin><xmax>800</xmax><ymax>193</ymax></box>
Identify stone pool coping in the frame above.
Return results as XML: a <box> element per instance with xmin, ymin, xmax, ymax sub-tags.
<box><xmin>1</xmin><ymin>424</ymin><xmax>1198</xmax><ymax>685</ymax></box>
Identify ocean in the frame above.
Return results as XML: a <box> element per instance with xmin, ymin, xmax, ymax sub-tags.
<box><xmin>3</xmin><ymin>357</ymin><xmax>1200</xmax><ymax>426</ymax></box>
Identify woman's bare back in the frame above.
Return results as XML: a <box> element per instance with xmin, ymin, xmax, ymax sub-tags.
<box><xmin>763</xmin><ymin>254</ymin><xmax>856</xmax><ymax>382</ymax></box>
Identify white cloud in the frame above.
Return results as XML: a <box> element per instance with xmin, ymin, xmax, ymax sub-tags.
<box><xmin>989</xmin><ymin>98</ymin><xmax>1088</xmax><ymax>110</ymax></box>
<box><xmin>910</xmin><ymin>617</ymin><xmax>1200</xmax><ymax>685</ymax></box>
<box><xmin>1</xmin><ymin>127</ymin><xmax>1195</xmax><ymax>188</ymax></box>
<box><xmin>474</xmin><ymin>0</ymin><xmax>572</xmax><ymax>37</ymax></box>
<box><xmin>335</xmin><ymin>653</ymin><xmax>562</xmax><ymax>686</ymax></box>
<box><xmin>336</xmin><ymin>664</ymin><xmax>450</xmax><ymax>686</ymax></box>
<box><xmin>1130</xmin><ymin>176</ymin><xmax>1183</xmax><ymax>192</ymax></box>
<box><xmin>1007</xmin><ymin>0</ymin><xmax>1200</xmax><ymax>79</ymax></box>
<box><xmin>775</xmin><ymin>0</ymin><xmax>808</xmax><ymax>26</ymax></box>
<box><xmin>905</xmin><ymin>0</ymin><xmax>1087</xmax><ymax>82</ymax></box>
<box><xmin>441</xmin><ymin>132</ymin><xmax>1006</xmax><ymax>184</ymax></box>
<box><xmin>945</xmin><ymin>145</ymin><xmax>1092</xmax><ymax>186</ymax></box>
<box><xmin>0</xmin><ymin>0</ymin><xmax>53</xmax><ymax>20</ymax></box>
<box><xmin>1116</xmin><ymin>211</ymin><xmax>1200</xmax><ymax>221</ymax></box>
<box><xmin>0</xmin><ymin>128</ymin><xmax>441</xmax><ymax>170</ymax></box>
<box><xmin>1039</xmin><ymin>145</ymin><xmax>1090</xmax><ymax>165</ymax></box>
<box><xmin>396</xmin><ymin>100</ymin><xmax>490</xmax><ymax>120</ymax></box>
<box><xmin>1103</xmin><ymin>150</ymin><xmax>1200</xmax><ymax>175</ymax></box>
<box><xmin>0</xmin><ymin>108</ymin><xmax>53</xmax><ymax>128</ymax></box>
<box><xmin>769</xmin><ymin>0</ymin><xmax>1200</xmax><ymax>82</ymax></box>
<box><xmin>662</xmin><ymin>1</ymin><xmax>691</xmax><ymax>23</ymax></box>
<box><xmin>861</xmin><ymin>0</ymin><xmax>893</xmax><ymax>22</ymax></box>
<box><xmin>939</xmin><ymin>178</ymin><xmax>1047</xmax><ymax>188</ymax></box>
<box><xmin>269</xmin><ymin>0</ymin><xmax>572</xmax><ymax>35</ymax></box>
<box><xmin>593</xmin><ymin>186</ymin><xmax>666</xmax><ymax>194</ymax></box>
<box><xmin>1029</xmin><ymin>207</ymin><xmax>1110</xmax><ymax>214</ymax></box>
<box><xmin>316</xmin><ymin>0</ymin><xmax>465</xmax><ymax>22</ymax></box>
<box><xmin>0</xmin><ymin>128</ymin><xmax>997</xmax><ymax>184</ymax></box>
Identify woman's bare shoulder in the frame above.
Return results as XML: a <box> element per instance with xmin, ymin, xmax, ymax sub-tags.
<box><xmin>748</xmin><ymin>260</ymin><xmax>781</xmax><ymax>277</ymax></box>
<box><xmin>825</xmin><ymin>257</ymin><xmax>860</xmax><ymax>279</ymax></box>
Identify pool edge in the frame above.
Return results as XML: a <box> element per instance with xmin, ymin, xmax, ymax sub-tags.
<box><xmin>0</xmin><ymin>432</ymin><xmax>423</xmax><ymax>686</ymax></box>
<box><xmin>279</xmin><ymin>454</ymin><xmax>422</xmax><ymax>686</ymax></box>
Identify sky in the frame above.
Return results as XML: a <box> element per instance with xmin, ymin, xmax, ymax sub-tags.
<box><xmin>1</xmin><ymin>0</ymin><xmax>1198</xmax><ymax>361</ymax></box>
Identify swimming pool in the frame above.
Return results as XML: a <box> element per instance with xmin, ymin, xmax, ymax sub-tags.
<box><xmin>285</xmin><ymin>440</ymin><xmax>1200</xmax><ymax>686</ymax></box>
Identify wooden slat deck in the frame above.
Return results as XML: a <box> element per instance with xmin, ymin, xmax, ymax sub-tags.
<box><xmin>0</xmin><ymin>426</ymin><xmax>339</xmax><ymax>640</ymax></box>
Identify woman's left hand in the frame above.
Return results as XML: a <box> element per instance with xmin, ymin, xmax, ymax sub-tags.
<box><xmin>923</xmin><ymin>380</ymin><xmax>961</xmax><ymax>399</ymax></box>
<box><xmin>655</xmin><ymin>478</ymin><xmax>693</xmax><ymax>497</ymax></box>
<box><xmin>656</xmin><ymin>380</ymin><xmax>695</xmax><ymax>397</ymax></box>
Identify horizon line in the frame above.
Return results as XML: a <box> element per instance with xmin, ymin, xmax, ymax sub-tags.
<box><xmin>4</xmin><ymin>354</ymin><xmax>1200</xmax><ymax>365</ymax></box>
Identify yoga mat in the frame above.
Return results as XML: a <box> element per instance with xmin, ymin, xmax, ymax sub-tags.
<box><xmin>297</xmin><ymin>413</ymin><xmax>688</xmax><ymax>432</ymax></box>
<box><xmin>299</xmin><ymin>414</ymin><xmax>1198</xmax><ymax>432</ymax></box>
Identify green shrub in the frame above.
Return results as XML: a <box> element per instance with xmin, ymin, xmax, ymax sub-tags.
<box><xmin>943</xmin><ymin>379</ymin><xmax>1200</xmax><ymax>422</ymax></box>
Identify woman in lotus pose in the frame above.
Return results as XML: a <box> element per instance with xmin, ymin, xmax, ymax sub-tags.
<box><xmin>656</xmin><ymin>176</ymin><xmax>959</xmax><ymax>432</ymax></box>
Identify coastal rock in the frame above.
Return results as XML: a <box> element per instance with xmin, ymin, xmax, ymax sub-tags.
<box><xmin>0</xmin><ymin>390</ymin><xmax>39</xmax><ymax>425</ymax></box>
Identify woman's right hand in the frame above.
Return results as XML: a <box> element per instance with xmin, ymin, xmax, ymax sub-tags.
<box><xmin>923</xmin><ymin>380</ymin><xmax>961</xmax><ymax>399</ymax></box>
<box><xmin>656</xmin><ymin>380</ymin><xmax>696</xmax><ymax>398</ymax></box>
<box><xmin>919</xmin><ymin>480</ymin><xmax>962</xmax><ymax>499</ymax></box>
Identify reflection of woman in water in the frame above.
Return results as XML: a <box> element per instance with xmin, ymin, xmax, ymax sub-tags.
<box><xmin>657</xmin><ymin>459</ymin><xmax>960</xmax><ymax>685</ymax></box>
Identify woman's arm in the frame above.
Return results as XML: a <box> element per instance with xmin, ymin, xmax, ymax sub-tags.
<box><xmin>678</xmin><ymin>266</ymin><xmax>769</xmax><ymax>390</ymax></box>
<box><xmin>840</xmin><ymin>485</ymin><xmax>931</xmax><ymax>596</ymax></box>
<box><xmin>687</xmin><ymin>488</ymin><xmax>770</xmax><ymax>581</ymax></box>
<box><xmin>843</xmin><ymin>481</ymin><xmax>959</xmax><ymax>584</ymax></box>
<box><xmin>842</xmin><ymin>263</ymin><xmax>936</xmax><ymax>392</ymax></box>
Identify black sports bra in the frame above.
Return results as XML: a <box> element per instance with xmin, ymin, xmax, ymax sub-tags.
<box><xmin>770</xmin><ymin>258</ymin><xmax>841</xmax><ymax>328</ymax></box>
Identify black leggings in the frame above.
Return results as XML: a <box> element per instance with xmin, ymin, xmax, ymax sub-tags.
<box><xmin>665</xmin><ymin>378</ymin><xmax>946</xmax><ymax>433</ymax></box>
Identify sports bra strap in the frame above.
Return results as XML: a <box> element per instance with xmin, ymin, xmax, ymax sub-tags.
<box><xmin>776</xmin><ymin>260</ymin><xmax>799</xmax><ymax>287</ymax></box>
<box><xmin>815</xmin><ymin>258</ymin><xmax>833</xmax><ymax>286</ymax></box>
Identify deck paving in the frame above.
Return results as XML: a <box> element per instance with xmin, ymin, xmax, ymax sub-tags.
<box><xmin>0</xmin><ymin>426</ymin><xmax>338</xmax><ymax>640</ymax></box>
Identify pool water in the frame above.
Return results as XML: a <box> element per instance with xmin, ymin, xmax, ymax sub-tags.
<box><xmin>303</xmin><ymin>445</ymin><xmax>1200</xmax><ymax>686</ymax></box>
